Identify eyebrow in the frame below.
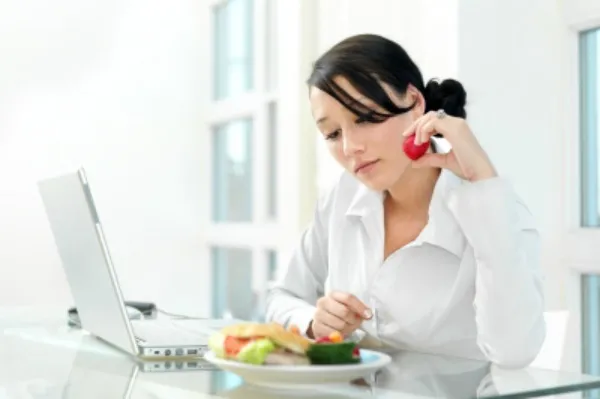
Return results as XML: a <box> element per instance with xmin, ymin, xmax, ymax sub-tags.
<box><xmin>316</xmin><ymin>116</ymin><xmax>328</xmax><ymax>125</ymax></box>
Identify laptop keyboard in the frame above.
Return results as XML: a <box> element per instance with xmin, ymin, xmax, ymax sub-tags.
<box><xmin>132</xmin><ymin>319</ymin><xmax>210</xmax><ymax>345</ymax></box>
<box><xmin>131</xmin><ymin>318</ymin><xmax>234</xmax><ymax>346</ymax></box>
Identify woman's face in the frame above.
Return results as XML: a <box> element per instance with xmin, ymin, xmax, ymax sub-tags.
<box><xmin>310</xmin><ymin>76</ymin><xmax>425</xmax><ymax>191</ymax></box>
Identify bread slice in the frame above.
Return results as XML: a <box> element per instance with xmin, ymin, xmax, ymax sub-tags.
<box><xmin>220</xmin><ymin>322</ymin><xmax>311</xmax><ymax>355</ymax></box>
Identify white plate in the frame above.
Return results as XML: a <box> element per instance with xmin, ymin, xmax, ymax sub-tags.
<box><xmin>204</xmin><ymin>349</ymin><xmax>391</xmax><ymax>389</ymax></box>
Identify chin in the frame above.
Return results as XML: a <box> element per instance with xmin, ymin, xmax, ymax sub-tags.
<box><xmin>355</xmin><ymin>174</ymin><xmax>395</xmax><ymax>192</ymax></box>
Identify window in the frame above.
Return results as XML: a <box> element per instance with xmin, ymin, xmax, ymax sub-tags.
<box><xmin>212</xmin><ymin>118</ymin><xmax>253</xmax><ymax>222</ymax></box>
<box><xmin>207</xmin><ymin>0</ymin><xmax>285</xmax><ymax>322</ymax></box>
<box><xmin>213</xmin><ymin>0</ymin><xmax>254</xmax><ymax>100</ymax></box>
<box><xmin>267</xmin><ymin>249</ymin><xmax>277</xmax><ymax>282</ymax></box>
<box><xmin>579</xmin><ymin>27</ymin><xmax>600</xmax><ymax>376</ymax></box>
<box><xmin>583</xmin><ymin>273</ymin><xmax>600</xmax><ymax>375</ymax></box>
<box><xmin>203</xmin><ymin>0</ymin><xmax>318</xmax><ymax>324</ymax></box>
<box><xmin>211</xmin><ymin>247</ymin><xmax>256</xmax><ymax>319</ymax></box>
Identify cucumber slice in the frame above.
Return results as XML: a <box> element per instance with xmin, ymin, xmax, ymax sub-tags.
<box><xmin>306</xmin><ymin>341</ymin><xmax>360</xmax><ymax>365</ymax></box>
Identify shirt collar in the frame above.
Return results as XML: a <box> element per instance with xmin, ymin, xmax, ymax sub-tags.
<box><xmin>345</xmin><ymin>169</ymin><xmax>466</xmax><ymax>258</ymax></box>
<box><xmin>345</xmin><ymin>181</ymin><xmax>384</xmax><ymax>218</ymax></box>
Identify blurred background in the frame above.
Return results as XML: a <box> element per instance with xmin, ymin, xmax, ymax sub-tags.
<box><xmin>0</xmin><ymin>0</ymin><xmax>599</xmax><ymax>375</ymax></box>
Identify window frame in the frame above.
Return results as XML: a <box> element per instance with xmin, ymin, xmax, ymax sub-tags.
<box><xmin>206</xmin><ymin>0</ymin><xmax>276</xmax><ymax>320</ymax></box>
<box><xmin>563</xmin><ymin>2</ymin><xmax>600</xmax><ymax>373</ymax></box>
<box><xmin>203</xmin><ymin>0</ymin><xmax>319</xmax><ymax>320</ymax></box>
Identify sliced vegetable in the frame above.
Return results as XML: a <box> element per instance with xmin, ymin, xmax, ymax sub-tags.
<box><xmin>208</xmin><ymin>332</ymin><xmax>227</xmax><ymax>358</ymax></box>
<box><xmin>224</xmin><ymin>336</ymin><xmax>252</xmax><ymax>357</ymax></box>
<box><xmin>307</xmin><ymin>341</ymin><xmax>360</xmax><ymax>365</ymax></box>
<box><xmin>237</xmin><ymin>338</ymin><xmax>276</xmax><ymax>365</ymax></box>
<box><xmin>316</xmin><ymin>336</ymin><xmax>332</xmax><ymax>343</ymax></box>
<box><xmin>289</xmin><ymin>324</ymin><xmax>301</xmax><ymax>335</ymax></box>
<box><xmin>329</xmin><ymin>331</ymin><xmax>343</xmax><ymax>343</ymax></box>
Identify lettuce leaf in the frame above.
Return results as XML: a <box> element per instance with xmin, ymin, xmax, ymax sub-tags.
<box><xmin>208</xmin><ymin>332</ymin><xmax>226</xmax><ymax>358</ymax></box>
<box><xmin>237</xmin><ymin>338</ymin><xmax>276</xmax><ymax>365</ymax></box>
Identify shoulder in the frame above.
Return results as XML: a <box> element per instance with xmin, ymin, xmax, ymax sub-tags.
<box><xmin>442</xmin><ymin>172</ymin><xmax>538</xmax><ymax>230</ymax></box>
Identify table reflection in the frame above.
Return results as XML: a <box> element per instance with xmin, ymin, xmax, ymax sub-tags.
<box><xmin>370</xmin><ymin>350</ymin><xmax>494</xmax><ymax>397</ymax></box>
<box><xmin>200</xmin><ymin>350</ymin><xmax>498</xmax><ymax>398</ymax></box>
<box><xmin>3</xmin><ymin>331</ymin><xmax>600</xmax><ymax>399</ymax></box>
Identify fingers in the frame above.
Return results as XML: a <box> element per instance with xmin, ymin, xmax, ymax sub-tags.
<box><xmin>403</xmin><ymin>110</ymin><xmax>456</xmax><ymax>144</ymax></box>
<box><xmin>330</xmin><ymin>291</ymin><xmax>372</xmax><ymax>320</ymax></box>
<box><xmin>312</xmin><ymin>311</ymin><xmax>362</xmax><ymax>338</ymax></box>
<box><xmin>312</xmin><ymin>291</ymin><xmax>372</xmax><ymax>339</ymax></box>
<box><xmin>325</xmin><ymin>298</ymin><xmax>358</xmax><ymax>322</ymax></box>
<box><xmin>411</xmin><ymin>152</ymin><xmax>450</xmax><ymax>169</ymax></box>
<box><xmin>314</xmin><ymin>307</ymin><xmax>348</xmax><ymax>332</ymax></box>
<box><xmin>402</xmin><ymin>112</ymin><xmax>436</xmax><ymax>145</ymax></box>
<box><xmin>402</xmin><ymin>117</ymin><xmax>421</xmax><ymax>139</ymax></box>
<box><xmin>416</xmin><ymin>118</ymin><xmax>438</xmax><ymax>145</ymax></box>
<box><xmin>313</xmin><ymin>319</ymin><xmax>362</xmax><ymax>338</ymax></box>
<box><xmin>316</xmin><ymin>295</ymin><xmax>363</xmax><ymax>324</ymax></box>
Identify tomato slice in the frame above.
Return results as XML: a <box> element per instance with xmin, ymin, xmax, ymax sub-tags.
<box><xmin>223</xmin><ymin>336</ymin><xmax>264</xmax><ymax>356</ymax></box>
<box><xmin>224</xmin><ymin>336</ymin><xmax>251</xmax><ymax>356</ymax></box>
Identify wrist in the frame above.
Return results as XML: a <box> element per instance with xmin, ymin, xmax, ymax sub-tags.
<box><xmin>468</xmin><ymin>157</ymin><xmax>497</xmax><ymax>182</ymax></box>
<box><xmin>470</xmin><ymin>169</ymin><xmax>498</xmax><ymax>182</ymax></box>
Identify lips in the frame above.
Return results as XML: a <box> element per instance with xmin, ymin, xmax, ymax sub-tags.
<box><xmin>354</xmin><ymin>160</ymin><xmax>379</xmax><ymax>174</ymax></box>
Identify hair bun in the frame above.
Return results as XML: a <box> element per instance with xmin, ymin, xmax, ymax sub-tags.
<box><xmin>425</xmin><ymin>78</ymin><xmax>467</xmax><ymax>118</ymax></box>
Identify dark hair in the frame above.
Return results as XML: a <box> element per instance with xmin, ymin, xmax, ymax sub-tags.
<box><xmin>307</xmin><ymin>34</ymin><xmax>467</xmax><ymax>123</ymax></box>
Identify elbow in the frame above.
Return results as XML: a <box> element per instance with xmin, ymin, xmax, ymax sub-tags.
<box><xmin>264</xmin><ymin>287</ymin><xmax>317</xmax><ymax>335</ymax></box>
<box><xmin>264</xmin><ymin>286</ymin><xmax>297</xmax><ymax>325</ymax></box>
<box><xmin>487</xmin><ymin>344</ymin><xmax>542</xmax><ymax>370</ymax></box>
<box><xmin>481</xmin><ymin>315</ymin><xmax>546</xmax><ymax>369</ymax></box>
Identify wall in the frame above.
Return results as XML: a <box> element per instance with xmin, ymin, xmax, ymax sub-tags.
<box><xmin>458</xmin><ymin>0</ymin><xmax>567</xmax><ymax>311</ymax></box>
<box><xmin>0</xmin><ymin>0</ymin><xmax>212</xmax><ymax>316</ymax></box>
<box><xmin>460</xmin><ymin>0</ymin><xmax>600</xmax><ymax>372</ymax></box>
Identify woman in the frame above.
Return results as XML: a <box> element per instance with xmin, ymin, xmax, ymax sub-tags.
<box><xmin>265</xmin><ymin>34</ymin><xmax>545</xmax><ymax>368</ymax></box>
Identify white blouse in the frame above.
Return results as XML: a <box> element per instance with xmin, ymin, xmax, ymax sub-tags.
<box><xmin>265</xmin><ymin>169</ymin><xmax>546</xmax><ymax>368</ymax></box>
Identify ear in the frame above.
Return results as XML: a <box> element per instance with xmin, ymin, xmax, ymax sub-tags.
<box><xmin>406</xmin><ymin>84</ymin><xmax>426</xmax><ymax>117</ymax></box>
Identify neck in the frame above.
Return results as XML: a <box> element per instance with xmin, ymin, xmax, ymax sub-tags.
<box><xmin>385</xmin><ymin>166</ymin><xmax>441</xmax><ymax>213</ymax></box>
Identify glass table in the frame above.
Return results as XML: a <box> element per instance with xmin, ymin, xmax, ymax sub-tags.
<box><xmin>1</xmin><ymin>306</ymin><xmax>599</xmax><ymax>398</ymax></box>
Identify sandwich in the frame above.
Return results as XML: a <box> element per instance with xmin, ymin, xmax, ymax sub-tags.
<box><xmin>208</xmin><ymin>322</ymin><xmax>362</xmax><ymax>366</ymax></box>
<box><xmin>208</xmin><ymin>322</ymin><xmax>312</xmax><ymax>366</ymax></box>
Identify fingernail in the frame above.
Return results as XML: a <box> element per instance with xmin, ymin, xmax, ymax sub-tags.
<box><xmin>363</xmin><ymin>309</ymin><xmax>373</xmax><ymax>319</ymax></box>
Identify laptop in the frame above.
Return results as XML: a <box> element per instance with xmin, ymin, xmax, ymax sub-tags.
<box><xmin>38</xmin><ymin>168</ymin><xmax>238</xmax><ymax>361</ymax></box>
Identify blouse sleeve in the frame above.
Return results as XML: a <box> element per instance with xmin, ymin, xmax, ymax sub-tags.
<box><xmin>265</xmin><ymin>194</ymin><xmax>331</xmax><ymax>335</ymax></box>
<box><xmin>447</xmin><ymin>177</ymin><xmax>546</xmax><ymax>368</ymax></box>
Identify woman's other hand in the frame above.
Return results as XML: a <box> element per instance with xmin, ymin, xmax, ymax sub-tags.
<box><xmin>308</xmin><ymin>291</ymin><xmax>373</xmax><ymax>339</ymax></box>
<box><xmin>402</xmin><ymin>110</ymin><xmax>497</xmax><ymax>182</ymax></box>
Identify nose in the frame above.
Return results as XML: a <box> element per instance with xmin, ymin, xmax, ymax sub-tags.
<box><xmin>342</xmin><ymin>128</ymin><xmax>365</xmax><ymax>156</ymax></box>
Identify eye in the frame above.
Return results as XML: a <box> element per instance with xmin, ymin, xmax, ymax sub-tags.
<box><xmin>355</xmin><ymin>116</ymin><xmax>371</xmax><ymax>125</ymax></box>
<box><xmin>355</xmin><ymin>110</ymin><xmax>389</xmax><ymax>125</ymax></box>
<box><xmin>325</xmin><ymin>129</ymin><xmax>341</xmax><ymax>141</ymax></box>
<box><xmin>355</xmin><ymin>111</ymin><xmax>376</xmax><ymax>125</ymax></box>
